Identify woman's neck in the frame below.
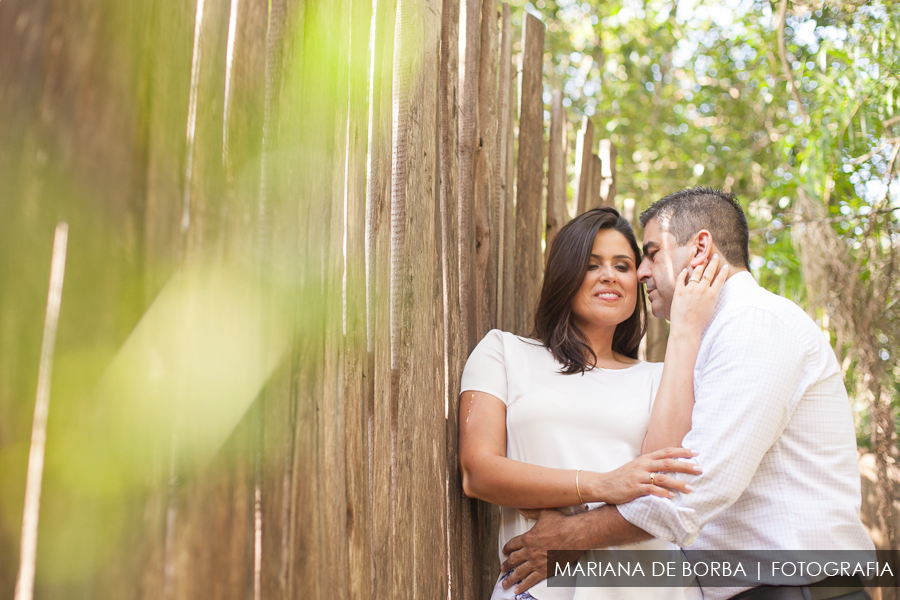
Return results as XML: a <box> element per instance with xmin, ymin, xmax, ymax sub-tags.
<box><xmin>579</xmin><ymin>323</ymin><xmax>618</xmax><ymax>365</ymax></box>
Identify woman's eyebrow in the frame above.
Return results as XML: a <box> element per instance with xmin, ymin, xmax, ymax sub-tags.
<box><xmin>589</xmin><ymin>253</ymin><xmax>634</xmax><ymax>262</ymax></box>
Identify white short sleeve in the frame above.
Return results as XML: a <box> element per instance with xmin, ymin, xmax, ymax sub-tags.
<box><xmin>646</xmin><ymin>361</ymin><xmax>665</xmax><ymax>411</ymax></box>
<box><xmin>460</xmin><ymin>329</ymin><xmax>509</xmax><ymax>405</ymax></box>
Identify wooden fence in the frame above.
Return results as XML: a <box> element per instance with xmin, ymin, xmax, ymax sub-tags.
<box><xmin>0</xmin><ymin>0</ymin><xmax>630</xmax><ymax>598</ymax></box>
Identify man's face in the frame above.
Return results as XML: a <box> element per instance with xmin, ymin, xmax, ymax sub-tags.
<box><xmin>637</xmin><ymin>218</ymin><xmax>692</xmax><ymax>320</ymax></box>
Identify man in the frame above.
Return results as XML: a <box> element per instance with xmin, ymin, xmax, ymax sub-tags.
<box><xmin>500</xmin><ymin>188</ymin><xmax>875</xmax><ymax>599</ymax></box>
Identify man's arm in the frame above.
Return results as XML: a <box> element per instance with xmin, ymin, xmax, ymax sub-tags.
<box><xmin>499</xmin><ymin>505</ymin><xmax>651</xmax><ymax>594</ymax></box>
<box><xmin>617</xmin><ymin>306</ymin><xmax>808</xmax><ymax>546</ymax></box>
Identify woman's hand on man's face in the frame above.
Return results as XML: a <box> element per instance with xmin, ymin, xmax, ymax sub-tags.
<box><xmin>668</xmin><ymin>254</ymin><xmax>729</xmax><ymax>338</ymax></box>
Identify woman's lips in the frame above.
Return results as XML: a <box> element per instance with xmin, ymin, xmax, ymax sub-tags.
<box><xmin>594</xmin><ymin>290</ymin><xmax>622</xmax><ymax>301</ymax></box>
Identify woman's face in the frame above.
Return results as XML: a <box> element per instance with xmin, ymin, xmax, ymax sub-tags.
<box><xmin>570</xmin><ymin>228</ymin><xmax>639</xmax><ymax>331</ymax></box>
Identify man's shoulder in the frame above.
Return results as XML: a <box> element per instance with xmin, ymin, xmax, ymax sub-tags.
<box><xmin>715</xmin><ymin>283</ymin><xmax>816</xmax><ymax>335</ymax></box>
<box><xmin>705</xmin><ymin>284</ymin><xmax>828</xmax><ymax>362</ymax></box>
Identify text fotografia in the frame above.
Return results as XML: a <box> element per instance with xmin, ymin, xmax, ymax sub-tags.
<box><xmin>546</xmin><ymin>550</ymin><xmax>900</xmax><ymax>588</ymax></box>
<box><xmin>553</xmin><ymin>559</ymin><xmax>891</xmax><ymax>579</ymax></box>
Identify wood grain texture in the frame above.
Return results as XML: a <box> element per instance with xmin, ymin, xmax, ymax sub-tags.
<box><xmin>474</xmin><ymin>0</ymin><xmax>498</xmax><ymax>339</ymax></box>
<box><xmin>501</xmin><ymin>41</ymin><xmax>517</xmax><ymax>334</ymax></box>
<box><xmin>258</xmin><ymin>2</ymin><xmax>295</xmax><ymax>597</ymax></box>
<box><xmin>495</xmin><ymin>4</ymin><xmax>513</xmax><ymax>330</ymax></box>
<box><xmin>587</xmin><ymin>154</ymin><xmax>602</xmax><ymax>211</ymax></box>
<box><xmin>344</xmin><ymin>1</ymin><xmax>374</xmax><ymax>599</ymax></box>
<box><xmin>545</xmin><ymin>89</ymin><xmax>567</xmax><ymax>260</ymax></box>
<box><xmin>317</xmin><ymin>0</ymin><xmax>352</xmax><ymax>595</ymax></box>
<box><xmin>513</xmin><ymin>13</ymin><xmax>545</xmax><ymax>336</ymax></box>
<box><xmin>458</xmin><ymin>0</ymin><xmax>481</xmax><ymax>353</ymax></box>
<box><xmin>438</xmin><ymin>0</ymin><xmax>467</xmax><ymax>597</ymax></box>
<box><xmin>573</xmin><ymin>116</ymin><xmax>594</xmax><ymax>216</ymax></box>
<box><xmin>365</xmin><ymin>0</ymin><xmax>397</xmax><ymax>598</ymax></box>
<box><xmin>389</xmin><ymin>0</ymin><xmax>418</xmax><ymax>596</ymax></box>
<box><xmin>598</xmin><ymin>139</ymin><xmax>617</xmax><ymax>208</ymax></box>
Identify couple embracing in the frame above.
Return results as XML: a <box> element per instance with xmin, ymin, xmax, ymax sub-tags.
<box><xmin>459</xmin><ymin>187</ymin><xmax>875</xmax><ymax>600</ymax></box>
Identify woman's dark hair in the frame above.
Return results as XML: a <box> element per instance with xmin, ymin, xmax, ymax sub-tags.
<box><xmin>529</xmin><ymin>206</ymin><xmax>647</xmax><ymax>374</ymax></box>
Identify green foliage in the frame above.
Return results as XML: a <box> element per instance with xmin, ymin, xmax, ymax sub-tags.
<box><xmin>511</xmin><ymin>0</ymin><xmax>900</xmax><ymax>441</ymax></box>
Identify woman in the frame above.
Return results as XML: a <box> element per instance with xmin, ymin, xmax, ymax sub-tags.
<box><xmin>458</xmin><ymin>207</ymin><xmax>726</xmax><ymax>600</ymax></box>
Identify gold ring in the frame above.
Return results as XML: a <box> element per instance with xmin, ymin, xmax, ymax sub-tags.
<box><xmin>649</xmin><ymin>472</ymin><xmax>656</xmax><ymax>486</ymax></box>
<box><xmin>702</xmin><ymin>275</ymin><xmax>713</xmax><ymax>281</ymax></box>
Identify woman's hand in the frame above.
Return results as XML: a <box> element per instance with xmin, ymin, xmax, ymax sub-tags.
<box><xmin>586</xmin><ymin>447</ymin><xmax>701</xmax><ymax>505</ymax></box>
<box><xmin>669</xmin><ymin>254</ymin><xmax>729</xmax><ymax>339</ymax></box>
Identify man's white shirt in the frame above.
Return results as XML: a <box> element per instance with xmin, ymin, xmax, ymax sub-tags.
<box><xmin>617</xmin><ymin>271</ymin><xmax>874</xmax><ymax>599</ymax></box>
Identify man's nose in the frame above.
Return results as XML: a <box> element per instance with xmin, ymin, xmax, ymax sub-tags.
<box><xmin>636</xmin><ymin>258</ymin><xmax>651</xmax><ymax>283</ymax></box>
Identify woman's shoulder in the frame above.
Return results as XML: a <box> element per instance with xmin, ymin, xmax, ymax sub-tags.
<box><xmin>479</xmin><ymin>329</ymin><xmax>545</xmax><ymax>350</ymax></box>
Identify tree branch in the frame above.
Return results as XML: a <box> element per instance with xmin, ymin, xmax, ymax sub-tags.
<box><xmin>749</xmin><ymin>206</ymin><xmax>900</xmax><ymax>236</ymax></box>
<box><xmin>849</xmin><ymin>137</ymin><xmax>900</xmax><ymax>165</ymax></box>
<box><xmin>776</xmin><ymin>0</ymin><xmax>807</xmax><ymax>118</ymax></box>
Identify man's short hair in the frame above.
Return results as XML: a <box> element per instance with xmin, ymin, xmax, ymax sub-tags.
<box><xmin>639</xmin><ymin>187</ymin><xmax>750</xmax><ymax>269</ymax></box>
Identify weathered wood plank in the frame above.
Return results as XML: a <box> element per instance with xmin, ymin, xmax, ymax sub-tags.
<box><xmin>458</xmin><ymin>0</ymin><xmax>481</xmax><ymax>353</ymax></box>
<box><xmin>501</xmin><ymin>42</ymin><xmax>517</xmax><ymax>334</ymax></box>
<box><xmin>587</xmin><ymin>153</ymin><xmax>602</xmax><ymax>211</ymax></box>
<box><xmin>344</xmin><ymin>1</ymin><xmax>374</xmax><ymax>599</ymax></box>
<box><xmin>495</xmin><ymin>4</ymin><xmax>512</xmax><ymax>330</ymax></box>
<box><xmin>545</xmin><ymin>88</ymin><xmax>567</xmax><ymax>259</ymax></box>
<box><xmin>389</xmin><ymin>1</ymin><xmax>419</xmax><ymax>597</ymax></box>
<box><xmin>573</xmin><ymin>116</ymin><xmax>594</xmax><ymax>216</ymax></box>
<box><xmin>365</xmin><ymin>0</ymin><xmax>397</xmax><ymax>597</ymax></box>
<box><xmin>411</xmin><ymin>0</ymin><xmax>446</xmax><ymax>593</ymax></box>
<box><xmin>474</xmin><ymin>0</ymin><xmax>498</xmax><ymax>338</ymax></box>
<box><xmin>598</xmin><ymin>139</ymin><xmax>617</xmax><ymax>208</ymax></box>
<box><xmin>513</xmin><ymin>14</ymin><xmax>545</xmax><ymax>336</ymax></box>
<box><xmin>438</xmin><ymin>0</ymin><xmax>465</xmax><ymax>596</ymax></box>
<box><xmin>222</xmin><ymin>0</ymin><xmax>268</xmax><ymax>269</ymax></box>
<box><xmin>317</xmin><ymin>0</ymin><xmax>352</xmax><ymax>596</ymax></box>
<box><xmin>162</xmin><ymin>0</ymin><xmax>231</xmax><ymax>597</ymax></box>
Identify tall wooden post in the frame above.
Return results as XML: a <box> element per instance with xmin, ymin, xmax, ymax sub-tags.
<box><xmin>573</xmin><ymin>116</ymin><xmax>594</xmax><ymax>216</ymax></box>
<box><xmin>513</xmin><ymin>13</ymin><xmax>545</xmax><ymax>336</ymax></box>
<box><xmin>598</xmin><ymin>139</ymin><xmax>617</xmax><ymax>207</ymax></box>
<box><xmin>545</xmin><ymin>89</ymin><xmax>567</xmax><ymax>261</ymax></box>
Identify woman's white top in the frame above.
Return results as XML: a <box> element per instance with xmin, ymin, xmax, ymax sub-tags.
<box><xmin>460</xmin><ymin>329</ymin><xmax>686</xmax><ymax>600</ymax></box>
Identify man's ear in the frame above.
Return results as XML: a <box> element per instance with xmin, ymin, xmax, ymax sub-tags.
<box><xmin>688</xmin><ymin>230</ymin><xmax>713</xmax><ymax>268</ymax></box>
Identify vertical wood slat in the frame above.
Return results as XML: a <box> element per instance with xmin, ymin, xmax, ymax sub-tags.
<box><xmin>438</xmin><ymin>0</ymin><xmax>465</xmax><ymax>597</ymax></box>
<box><xmin>457</xmin><ymin>3</ymin><xmax>484</xmax><ymax>592</ymax></box>
<box><xmin>182</xmin><ymin>0</ymin><xmax>230</xmax><ymax>258</ymax></box>
<box><xmin>513</xmin><ymin>13</ymin><xmax>545</xmax><ymax>336</ymax></box>
<box><xmin>418</xmin><ymin>0</ymin><xmax>447</xmax><ymax>593</ymax></box>
<box><xmin>587</xmin><ymin>154</ymin><xmax>602</xmax><ymax>211</ymax></box>
<box><xmin>319</xmin><ymin>0</ymin><xmax>353</xmax><ymax>594</ymax></box>
<box><xmin>598</xmin><ymin>139</ymin><xmax>617</xmax><ymax>207</ymax></box>
<box><xmin>216</xmin><ymin>0</ymin><xmax>269</xmax><ymax>597</ymax></box>
<box><xmin>365</xmin><ymin>0</ymin><xmax>397</xmax><ymax>597</ymax></box>
<box><xmin>344</xmin><ymin>0</ymin><xmax>374</xmax><ymax>599</ymax></box>
<box><xmin>270</xmin><ymin>0</ymin><xmax>349</xmax><ymax>597</ymax></box>
<box><xmin>474</xmin><ymin>0</ymin><xmax>498</xmax><ymax>338</ymax></box>
<box><xmin>545</xmin><ymin>89</ymin><xmax>567</xmax><ymax>260</ymax></box>
<box><xmin>573</xmin><ymin>116</ymin><xmax>594</xmax><ymax>216</ymax></box>
<box><xmin>458</xmin><ymin>0</ymin><xmax>481</xmax><ymax>353</ymax></box>
<box><xmin>135</xmin><ymin>0</ymin><xmax>197</xmax><ymax>596</ymax></box>
<box><xmin>501</xmin><ymin>39</ymin><xmax>517</xmax><ymax>334</ymax></box>
<box><xmin>390</xmin><ymin>0</ymin><xmax>447</xmax><ymax>596</ymax></box>
<box><xmin>390</xmin><ymin>0</ymin><xmax>417</xmax><ymax>596</ymax></box>
<box><xmin>495</xmin><ymin>4</ymin><xmax>512</xmax><ymax>329</ymax></box>
<box><xmin>472</xmin><ymin>4</ymin><xmax>501</xmax><ymax>590</ymax></box>
<box><xmin>171</xmin><ymin>0</ymin><xmax>231</xmax><ymax>597</ymax></box>
<box><xmin>257</xmin><ymin>0</ymin><xmax>293</xmax><ymax>596</ymax></box>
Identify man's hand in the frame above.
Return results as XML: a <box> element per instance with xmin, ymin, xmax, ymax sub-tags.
<box><xmin>499</xmin><ymin>508</ymin><xmax>585</xmax><ymax>594</ymax></box>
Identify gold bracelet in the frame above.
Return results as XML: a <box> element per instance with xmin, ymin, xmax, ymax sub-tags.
<box><xmin>575</xmin><ymin>470</ymin><xmax>586</xmax><ymax>505</ymax></box>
